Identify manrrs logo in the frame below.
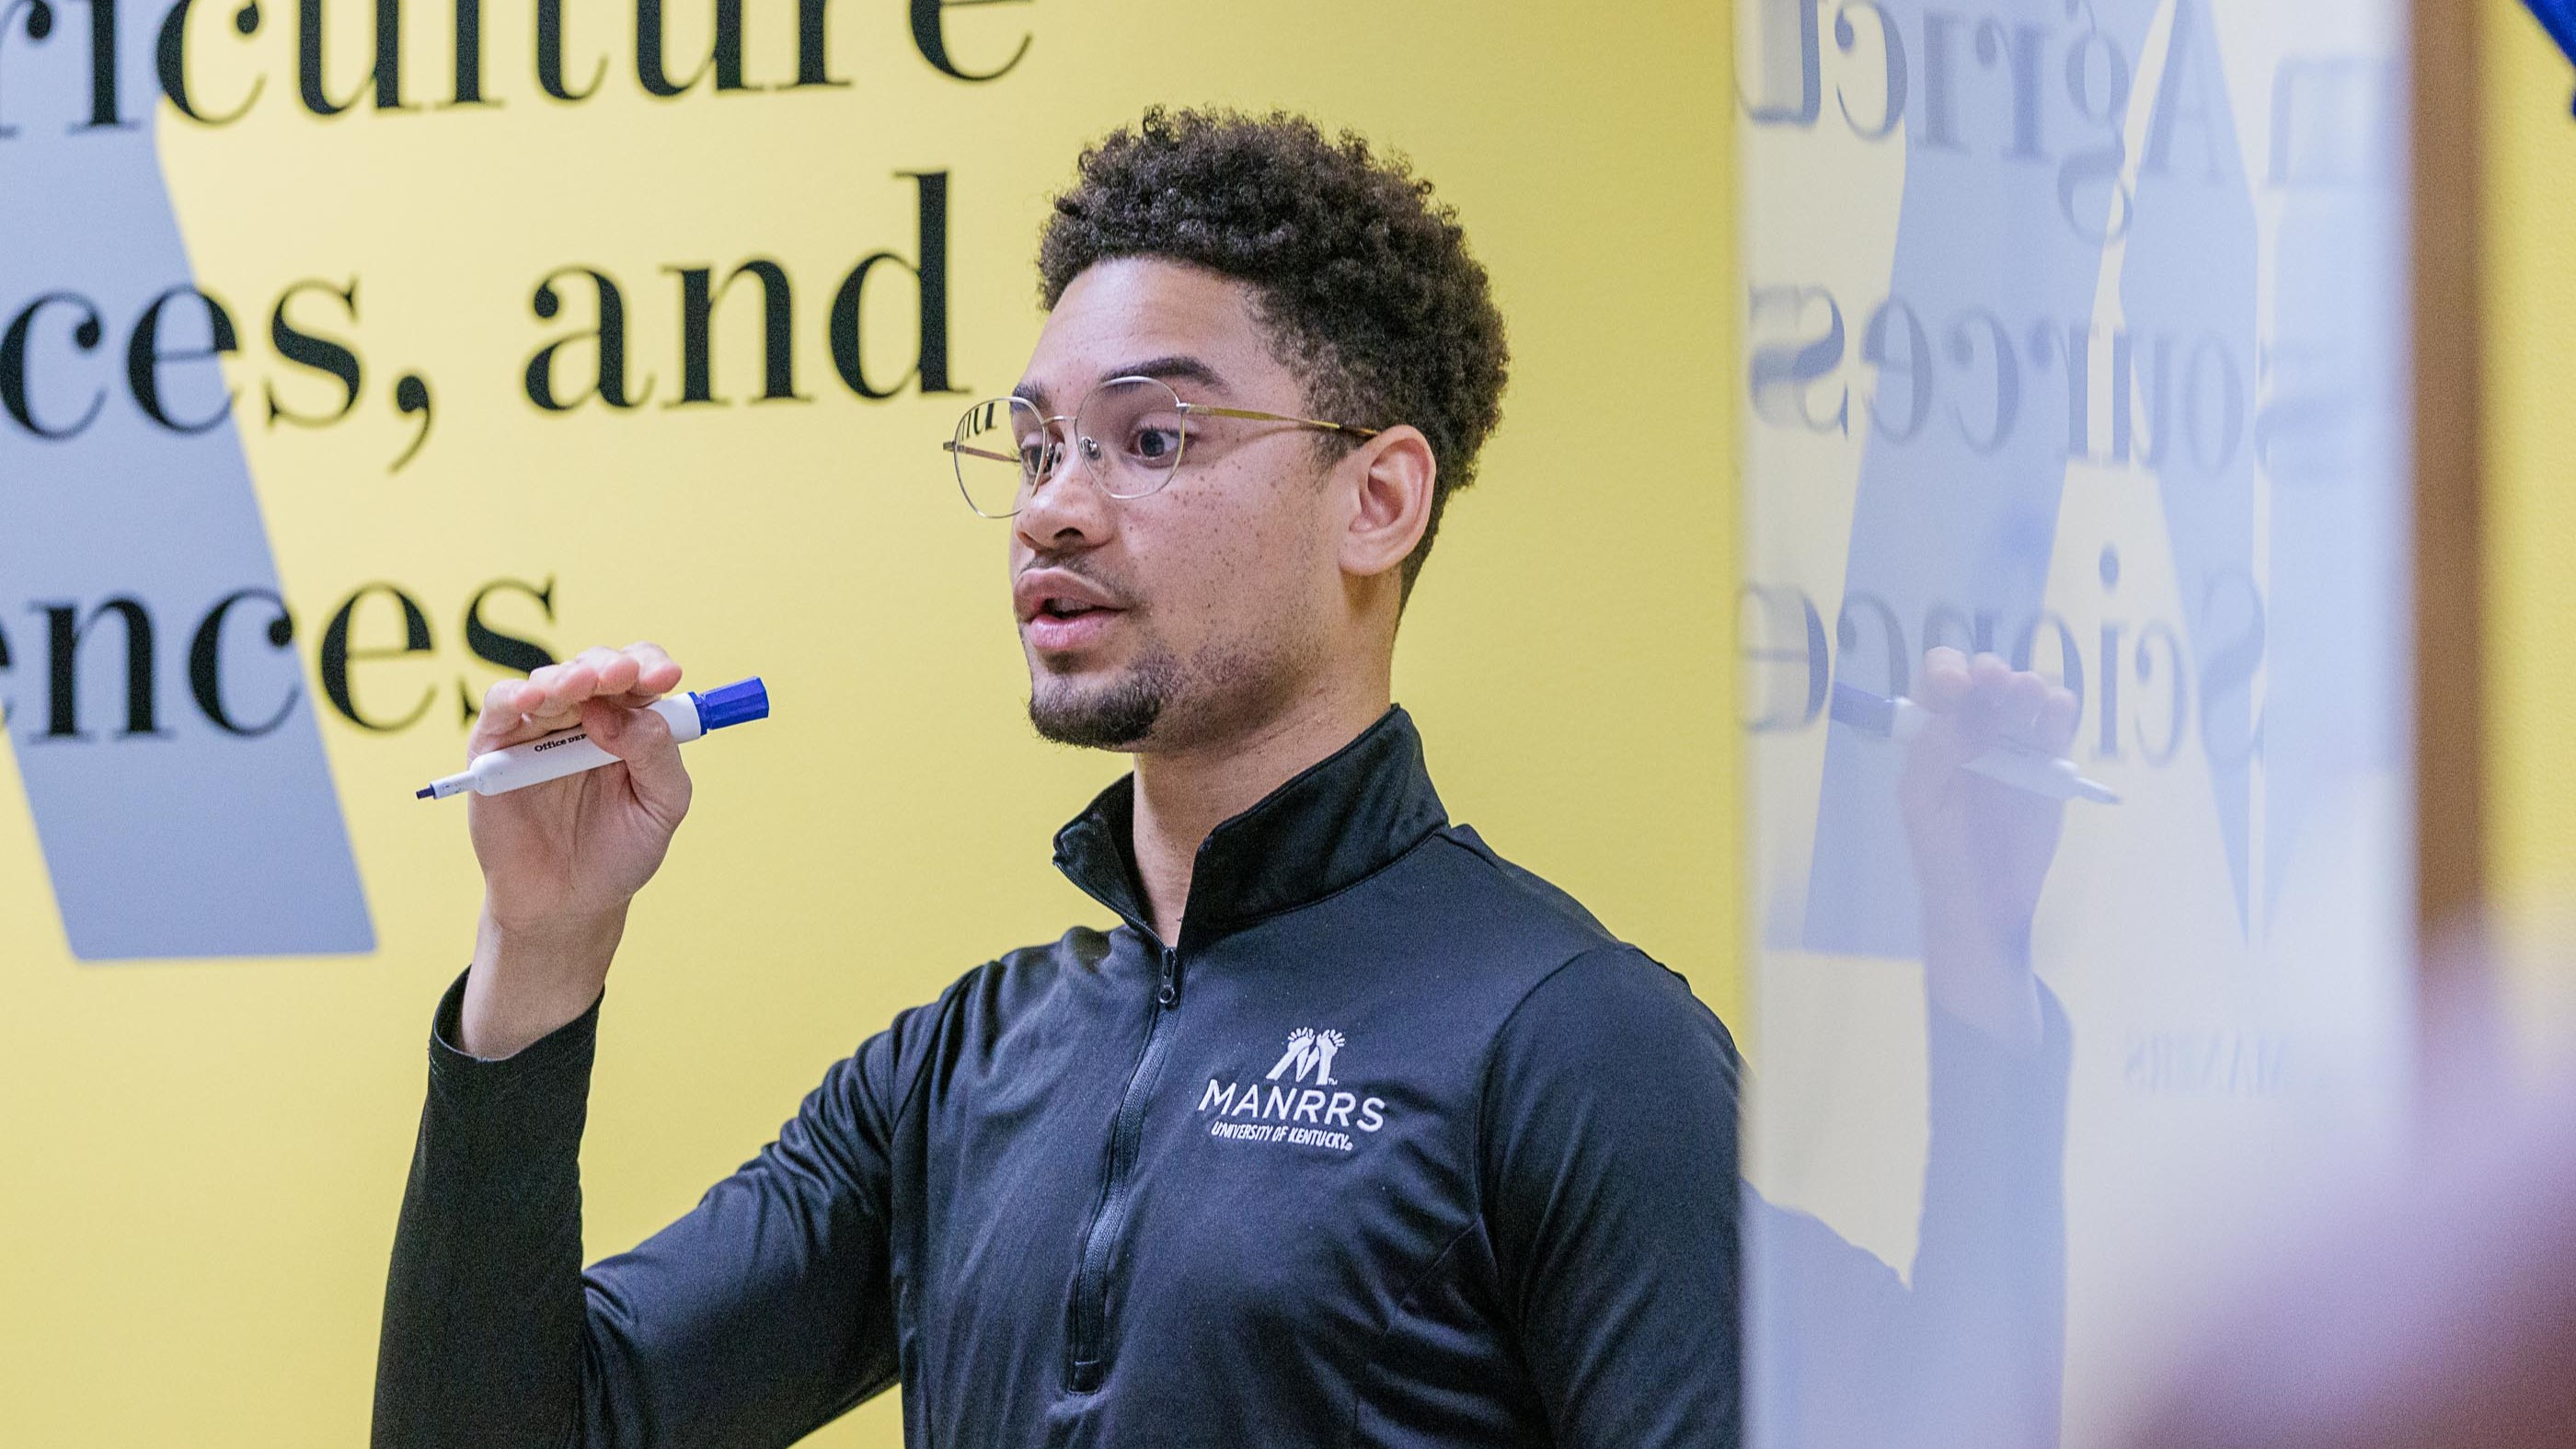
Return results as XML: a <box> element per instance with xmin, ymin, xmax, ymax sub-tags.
<box><xmin>1268</xmin><ymin>1028</ymin><xmax>1344</xmax><ymax>1086</ymax></box>
<box><xmin>1200</xmin><ymin>1028</ymin><xmax>1386</xmax><ymax>1153</ymax></box>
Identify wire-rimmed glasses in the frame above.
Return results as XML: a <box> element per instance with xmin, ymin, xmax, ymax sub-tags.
<box><xmin>944</xmin><ymin>375</ymin><xmax>1380</xmax><ymax>519</ymax></box>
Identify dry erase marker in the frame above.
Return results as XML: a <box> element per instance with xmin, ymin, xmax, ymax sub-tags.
<box><xmin>415</xmin><ymin>677</ymin><xmax>770</xmax><ymax>800</ymax></box>
<box><xmin>1830</xmin><ymin>683</ymin><xmax>2120</xmax><ymax>806</ymax></box>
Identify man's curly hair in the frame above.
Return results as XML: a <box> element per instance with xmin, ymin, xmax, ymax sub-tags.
<box><xmin>1038</xmin><ymin>108</ymin><xmax>1510</xmax><ymax>599</ymax></box>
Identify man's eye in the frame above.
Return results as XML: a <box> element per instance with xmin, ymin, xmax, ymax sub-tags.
<box><xmin>1131</xmin><ymin>426</ymin><xmax>1182</xmax><ymax>464</ymax></box>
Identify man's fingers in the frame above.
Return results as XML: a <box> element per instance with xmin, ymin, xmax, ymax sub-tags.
<box><xmin>606</xmin><ymin>642</ymin><xmax>684</xmax><ymax>706</ymax></box>
<box><xmin>2035</xmin><ymin>686</ymin><xmax>2081</xmax><ymax>757</ymax></box>
<box><xmin>489</xmin><ymin>674</ymin><xmax>544</xmax><ymax>718</ymax></box>
<box><xmin>574</xmin><ymin>646</ymin><xmax>641</xmax><ymax>698</ymax></box>
<box><xmin>2000</xmin><ymin>671</ymin><xmax>2052</xmax><ymax>741</ymax></box>
<box><xmin>469</xmin><ymin>674</ymin><xmax>595</xmax><ymax>753</ymax></box>
<box><xmin>531</xmin><ymin>660</ymin><xmax>604</xmax><ymax>716</ymax></box>
<box><xmin>627</xmin><ymin>641</ymin><xmax>682</xmax><ymax>689</ymax></box>
<box><xmin>1955</xmin><ymin>653</ymin><xmax>2017</xmax><ymax>742</ymax></box>
<box><xmin>584</xmin><ymin>696</ymin><xmax>694</xmax><ymax>824</ymax></box>
<box><xmin>530</xmin><ymin>642</ymin><xmax>684</xmax><ymax>713</ymax></box>
<box><xmin>467</xmin><ymin>679</ymin><xmax>536</xmax><ymax>754</ymax></box>
<box><xmin>517</xmin><ymin>662</ymin><xmax>564</xmax><ymax>717</ymax></box>
<box><xmin>466</xmin><ymin>643</ymin><xmax>689</xmax><ymax>756</ymax></box>
<box><xmin>1938</xmin><ymin>652</ymin><xmax>2080</xmax><ymax>757</ymax></box>
<box><xmin>1916</xmin><ymin>647</ymin><xmax>1973</xmax><ymax>711</ymax></box>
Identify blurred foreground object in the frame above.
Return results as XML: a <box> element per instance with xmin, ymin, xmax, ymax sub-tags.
<box><xmin>2118</xmin><ymin>969</ymin><xmax>2576</xmax><ymax>1449</ymax></box>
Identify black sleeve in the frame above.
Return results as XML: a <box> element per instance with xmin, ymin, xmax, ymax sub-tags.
<box><xmin>1745</xmin><ymin>987</ymin><xmax>2073</xmax><ymax>1449</ymax></box>
<box><xmin>1892</xmin><ymin>987</ymin><xmax>2073</xmax><ymax>1449</ymax></box>
<box><xmin>373</xmin><ymin>970</ymin><xmax>920</xmax><ymax>1448</ymax></box>
<box><xmin>1482</xmin><ymin>947</ymin><xmax>1744</xmax><ymax>1449</ymax></box>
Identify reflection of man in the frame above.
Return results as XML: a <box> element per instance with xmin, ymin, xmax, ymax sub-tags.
<box><xmin>372</xmin><ymin>110</ymin><xmax>1750</xmax><ymax>1446</ymax></box>
<box><xmin>1754</xmin><ymin>648</ymin><xmax>2078</xmax><ymax>1449</ymax></box>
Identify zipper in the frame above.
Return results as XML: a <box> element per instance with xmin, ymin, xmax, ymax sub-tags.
<box><xmin>1066</xmin><ymin>939</ymin><xmax>1184</xmax><ymax>1391</ymax></box>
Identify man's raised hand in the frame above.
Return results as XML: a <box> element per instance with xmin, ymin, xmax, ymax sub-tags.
<box><xmin>1899</xmin><ymin>647</ymin><xmax>2081</xmax><ymax>1051</ymax></box>
<box><xmin>459</xmin><ymin>642</ymin><xmax>695</xmax><ymax>1058</ymax></box>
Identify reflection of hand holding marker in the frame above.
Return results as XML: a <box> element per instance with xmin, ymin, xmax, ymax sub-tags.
<box><xmin>416</xmin><ymin>678</ymin><xmax>770</xmax><ymax>799</ymax></box>
<box><xmin>1831</xmin><ymin>683</ymin><xmax>2121</xmax><ymax>806</ymax></box>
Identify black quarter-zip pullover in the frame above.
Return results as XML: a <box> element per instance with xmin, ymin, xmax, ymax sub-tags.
<box><xmin>374</xmin><ymin>707</ymin><xmax>1743</xmax><ymax>1447</ymax></box>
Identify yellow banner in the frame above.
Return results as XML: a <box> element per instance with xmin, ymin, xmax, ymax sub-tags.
<box><xmin>0</xmin><ymin>3</ymin><xmax>1736</xmax><ymax>1443</ymax></box>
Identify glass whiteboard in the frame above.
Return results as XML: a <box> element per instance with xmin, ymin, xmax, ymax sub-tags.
<box><xmin>1736</xmin><ymin>1</ymin><xmax>2416</xmax><ymax>1442</ymax></box>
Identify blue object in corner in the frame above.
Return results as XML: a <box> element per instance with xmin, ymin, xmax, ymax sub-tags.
<box><xmin>2529</xmin><ymin>0</ymin><xmax>2576</xmax><ymax>109</ymax></box>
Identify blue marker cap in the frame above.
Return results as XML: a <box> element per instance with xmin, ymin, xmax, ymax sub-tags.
<box><xmin>693</xmin><ymin>677</ymin><xmax>770</xmax><ymax>732</ymax></box>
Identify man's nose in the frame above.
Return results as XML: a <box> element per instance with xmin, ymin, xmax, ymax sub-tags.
<box><xmin>1014</xmin><ymin>431</ymin><xmax>1116</xmax><ymax>550</ymax></box>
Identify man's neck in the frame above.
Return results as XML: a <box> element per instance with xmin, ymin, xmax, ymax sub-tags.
<box><xmin>1128</xmin><ymin>681</ymin><xmax>1389</xmax><ymax>947</ymax></box>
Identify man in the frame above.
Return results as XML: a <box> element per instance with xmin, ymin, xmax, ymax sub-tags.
<box><xmin>374</xmin><ymin>109</ymin><xmax>2071</xmax><ymax>1448</ymax></box>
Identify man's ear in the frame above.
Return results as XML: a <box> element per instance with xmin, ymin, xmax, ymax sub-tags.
<box><xmin>1340</xmin><ymin>426</ymin><xmax>1437</xmax><ymax>582</ymax></box>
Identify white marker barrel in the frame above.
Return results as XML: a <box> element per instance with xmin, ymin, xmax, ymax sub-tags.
<box><xmin>417</xmin><ymin>678</ymin><xmax>768</xmax><ymax>800</ymax></box>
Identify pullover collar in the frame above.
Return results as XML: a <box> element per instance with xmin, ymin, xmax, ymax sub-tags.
<box><xmin>1052</xmin><ymin>706</ymin><xmax>1449</xmax><ymax>949</ymax></box>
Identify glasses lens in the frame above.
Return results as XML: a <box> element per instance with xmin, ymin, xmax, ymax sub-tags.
<box><xmin>950</xmin><ymin>397</ymin><xmax>1044</xmax><ymax>518</ymax></box>
<box><xmin>1077</xmin><ymin>377</ymin><xmax>1189</xmax><ymax>500</ymax></box>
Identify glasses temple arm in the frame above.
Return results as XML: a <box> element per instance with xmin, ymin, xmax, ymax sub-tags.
<box><xmin>1179</xmin><ymin>403</ymin><xmax>1380</xmax><ymax>438</ymax></box>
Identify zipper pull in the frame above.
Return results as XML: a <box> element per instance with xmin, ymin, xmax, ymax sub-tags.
<box><xmin>1156</xmin><ymin>948</ymin><xmax>1181</xmax><ymax>1008</ymax></box>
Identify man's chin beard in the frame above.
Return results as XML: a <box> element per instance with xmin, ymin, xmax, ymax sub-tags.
<box><xmin>1028</xmin><ymin>659</ymin><xmax>1177</xmax><ymax>751</ymax></box>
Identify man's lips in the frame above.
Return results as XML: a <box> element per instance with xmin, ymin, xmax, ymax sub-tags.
<box><xmin>1014</xmin><ymin>568</ymin><xmax>1128</xmax><ymax>651</ymax></box>
<box><xmin>1023</xmin><ymin>607</ymin><xmax>1121</xmax><ymax>652</ymax></box>
<box><xmin>1013</xmin><ymin>568</ymin><xmax>1126</xmax><ymax>624</ymax></box>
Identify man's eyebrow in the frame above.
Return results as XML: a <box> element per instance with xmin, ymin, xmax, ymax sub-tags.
<box><xmin>1011</xmin><ymin>356</ymin><xmax>1229</xmax><ymax>411</ymax></box>
<box><xmin>1113</xmin><ymin>355</ymin><xmax>1229</xmax><ymax>394</ymax></box>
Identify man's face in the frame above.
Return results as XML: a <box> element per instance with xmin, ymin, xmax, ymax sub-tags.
<box><xmin>1009</xmin><ymin>259</ymin><xmax>1351</xmax><ymax>753</ymax></box>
